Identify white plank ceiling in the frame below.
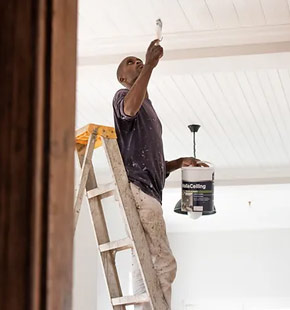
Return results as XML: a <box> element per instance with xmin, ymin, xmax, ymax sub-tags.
<box><xmin>76</xmin><ymin>0</ymin><xmax>290</xmax><ymax>186</ymax></box>
<box><xmin>78</xmin><ymin>0</ymin><xmax>290</xmax><ymax>62</ymax></box>
<box><xmin>78</xmin><ymin>0</ymin><xmax>290</xmax><ymax>41</ymax></box>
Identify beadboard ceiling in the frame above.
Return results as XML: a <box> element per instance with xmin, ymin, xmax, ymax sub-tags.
<box><xmin>76</xmin><ymin>0</ymin><xmax>290</xmax><ymax>186</ymax></box>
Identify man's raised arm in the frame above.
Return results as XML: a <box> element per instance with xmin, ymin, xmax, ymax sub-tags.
<box><xmin>124</xmin><ymin>39</ymin><xmax>163</xmax><ymax>116</ymax></box>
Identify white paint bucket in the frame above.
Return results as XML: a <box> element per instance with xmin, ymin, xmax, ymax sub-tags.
<box><xmin>181</xmin><ymin>164</ymin><xmax>216</xmax><ymax>219</ymax></box>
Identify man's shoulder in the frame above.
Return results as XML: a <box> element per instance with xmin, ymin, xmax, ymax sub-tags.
<box><xmin>113</xmin><ymin>88</ymin><xmax>129</xmax><ymax>102</ymax></box>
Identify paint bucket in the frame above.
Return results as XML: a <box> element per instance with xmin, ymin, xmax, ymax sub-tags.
<box><xmin>181</xmin><ymin>163</ymin><xmax>216</xmax><ymax>219</ymax></box>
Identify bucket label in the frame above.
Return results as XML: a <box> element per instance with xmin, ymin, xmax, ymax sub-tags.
<box><xmin>181</xmin><ymin>180</ymin><xmax>214</xmax><ymax>213</ymax></box>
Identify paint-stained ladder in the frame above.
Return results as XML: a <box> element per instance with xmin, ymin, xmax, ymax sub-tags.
<box><xmin>74</xmin><ymin>123</ymin><xmax>169</xmax><ymax>310</ymax></box>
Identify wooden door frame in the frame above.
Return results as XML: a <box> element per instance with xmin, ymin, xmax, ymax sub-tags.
<box><xmin>0</xmin><ymin>1</ymin><xmax>77</xmax><ymax>310</ymax></box>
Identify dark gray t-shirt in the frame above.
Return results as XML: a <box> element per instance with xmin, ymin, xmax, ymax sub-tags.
<box><xmin>113</xmin><ymin>88</ymin><xmax>167</xmax><ymax>203</ymax></box>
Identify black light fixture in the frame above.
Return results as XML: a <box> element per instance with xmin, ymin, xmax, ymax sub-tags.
<box><xmin>174</xmin><ymin>124</ymin><xmax>216</xmax><ymax>217</ymax></box>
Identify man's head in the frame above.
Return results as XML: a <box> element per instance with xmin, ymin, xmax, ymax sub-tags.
<box><xmin>116</xmin><ymin>56</ymin><xmax>144</xmax><ymax>88</ymax></box>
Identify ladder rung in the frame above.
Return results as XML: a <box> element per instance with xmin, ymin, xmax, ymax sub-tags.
<box><xmin>87</xmin><ymin>182</ymin><xmax>115</xmax><ymax>200</ymax></box>
<box><xmin>99</xmin><ymin>237</ymin><xmax>133</xmax><ymax>253</ymax></box>
<box><xmin>112</xmin><ymin>293</ymin><xmax>149</xmax><ymax>306</ymax></box>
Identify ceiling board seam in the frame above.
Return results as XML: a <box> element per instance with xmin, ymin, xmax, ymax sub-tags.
<box><xmin>287</xmin><ymin>69</ymin><xmax>290</xmax><ymax>110</ymax></box>
<box><xmin>87</xmin><ymin>79</ymin><xmax>113</xmax><ymax>116</ymax></box>
<box><xmin>267</xmin><ymin>70</ymin><xmax>290</xmax><ymax>152</ymax></box>
<box><xmin>189</xmin><ymin>74</ymin><xmax>237</xmax><ymax>164</ymax></box>
<box><xmin>212</xmin><ymin>73</ymin><xmax>262</xmax><ymax>166</ymax></box>
<box><xmin>148</xmin><ymin>84</ymin><xmax>185</xmax><ymax>158</ymax></box>
<box><xmin>244</xmin><ymin>71</ymin><xmax>288</xmax><ymax>162</ymax></box>
<box><xmin>285</xmin><ymin>0</ymin><xmax>290</xmax><ymax>20</ymax></box>
<box><xmin>176</xmin><ymin>0</ymin><xmax>194</xmax><ymax>31</ymax></box>
<box><xmin>256</xmin><ymin>72</ymin><xmax>290</xmax><ymax>162</ymax></box>
<box><xmin>104</xmin><ymin>11</ymin><xmax>122</xmax><ymax>35</ymax></box>
<box><xmin>155</xmin><ymin>79</ymin><xmax>196</xmax><ymax>137</ymax></box>
<box><xmin>169</xmin><ymin>75</ymin><xmax>229</xmax><ymax>166</ymax></box>
<box><xmin>124</xmin><ymin>0</ymin><xmax>148</xmax><ymax>34</ymax></box>
<box><xmin>287</xmin><ymin>0</ymin><xmax>290</xmax><ymax>16</ymax></box>
<box><xmin>151</xmin><ymin>83</ymin><xmax>190</xmax><ymax>155</ymax></box>
<box><xmin>75</xmin><ymin>102</ymin><xmax>90</xmax><ymax>127</ymax></box>
<box><xmin>258</xmin><ymin>0</ymin><xmax>267</xmax><ymax>24</ymax></box>
<box><xmin>94</xmin><ymin>76</ymin><xmax>123</xmax><ymax>114</ymax></box>
<box><xmin>231</xmin><ymin>0</ymin><xmax>242</xmax><ymax>27</ymax></box>
<box><xmin>278</xmin><ymin>70</ymin><xmax>290</xmax><ymax>115</ymax></box>
<box><xmin>82</xmin><ymin>79</ymin><xmax>114</xmax><ymax>126</ymax></box>
<box><xmin>203</xmin><ymin>73</ymin><xmax>251</xmax><ymax>164</ymax></box>
<box><xmin>194</xmin><ymin>74</ymin><xmax>244</xmax><ymax>164</ymax></box>
<box><xmin>230</xmin><ymin>72</ymin><xmax>270</xmax><ymax>159</ymax></box>
<box><xmin>76</xmin><ymin>86</ymin><xmax>103</xmax><ymax>119</ymax></box>
<box><xmin>189</xmin><ymin>74</ymin><xmax>242</xmax><ymax>166</ymax></box>
<box><xmin>234</xmin><ymin>72</ymin><xmax>274</xmax><ymax>162</ymax></box>
<box><xmin>75</xmin><ymin>100</ymin><xmax>89</xmax><ymax>121</ymax></box>
<box><xmin>152</xmin><ymin>113</ymin><xmax>178</xmax><ymax>159</ymax></box>
<box><xmin>78</xmin><ymin>12</ymin><xmax>100</xmax><ymax>39</ymax></box>
<box><xmin>204</xmin><ymin>0</ymin><xmax>217</xmax><ymax>29</ymax></box>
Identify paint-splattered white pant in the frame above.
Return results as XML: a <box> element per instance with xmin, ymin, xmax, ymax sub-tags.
<box><xmin>130</xmin><ymin>183</ymin><xmax>177</xmax><ymax>310</ymax></box>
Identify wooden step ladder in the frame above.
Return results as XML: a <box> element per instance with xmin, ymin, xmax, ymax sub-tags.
<box><xmin>74</xmin><ymin>124</ymin><xmax>168</xmax><ymax>310</ymax></box>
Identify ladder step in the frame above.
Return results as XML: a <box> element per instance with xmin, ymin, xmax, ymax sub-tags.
<box><xmin>87</xmin><ymin>182</ymin><xmax>115</xmax><ymax>200</ymax></box>
<box><xmin>99</xmin><ymin>237</ymin><xmax>133</xmax><ymax>253</ymax></box>
<box><xmin>112</xmin><ymin>293</ymin><xmax>149</xmax><ymax>306</ymax></box>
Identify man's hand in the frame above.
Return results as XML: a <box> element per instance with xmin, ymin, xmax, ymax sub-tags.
<box><xmin>179</xmin><ymin>157</ymin><xmax>209</xmax><ymax>168</ymax></box>
<box><xmin>145</xmin><ymin>39</ymin><xmax>163</xmax><ymax>68</ymax></box>
<box><xmin>166</xmin><ymin>157</ymin><xmax>209</xmax><ymax>175</ymax></box>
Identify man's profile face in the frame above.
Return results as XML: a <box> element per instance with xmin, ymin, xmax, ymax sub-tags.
<box><xmin>117</xmin><ymin>56</ymin><xmax>143</xmax><ymax>87</ymax></box>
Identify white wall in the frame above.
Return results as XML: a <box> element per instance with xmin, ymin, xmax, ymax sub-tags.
<box><xmin>73</xmin><ymin>200</ymin><xmax>99</xmax><ymax>310</ymax></box>
<box><xmin>73</xmin><ymin>202</ymin><xmax>290</xmax><ymax>310</ymax></box>
<box><xmin>168</xmin><ymin>230</ymin><xmax>290</xmax><ymax>310</ymax></box>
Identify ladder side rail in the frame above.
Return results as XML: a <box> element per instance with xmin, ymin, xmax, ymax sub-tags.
<box><xmin>74</xmin><ymin>130</ymin><xmax>97</xmax><ymax>228</ymax></box>
<box><xmin>102</xmin><ymin>137</ymin><xmax>168</xmax><ymax>310</ymax></box>
<box><xmin>76</xmin><ymin>139</ymin><xmax>125</xmax><ymax>310</ymax></box>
